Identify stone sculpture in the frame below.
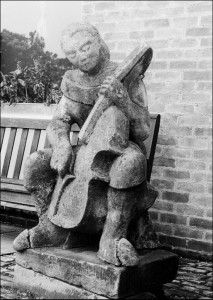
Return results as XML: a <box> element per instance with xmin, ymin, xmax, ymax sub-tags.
<box><xmin>13</xmin><ymin>22</ymin><xmax>159</xmax><ymax>267</ymax></box>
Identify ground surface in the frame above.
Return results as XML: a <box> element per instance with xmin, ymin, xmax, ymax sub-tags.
<box><xmin>0</xmin><ymin>223</ymin><xmax>212</xmax><ymax>299</ymax></box>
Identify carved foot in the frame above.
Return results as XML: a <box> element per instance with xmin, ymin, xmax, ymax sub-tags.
<box><xmin>97</xmin><ymin>238</ymin><xmax>139</xmax><ymax>266</ymax></box>
<box><xmin>13</xmin><ymin>218</ymin><xmax>68</xmax><ymax>251</ymax></box>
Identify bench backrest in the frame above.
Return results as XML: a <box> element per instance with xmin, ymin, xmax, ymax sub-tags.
<box><xmin>1</xmin><ymin>114</ymin><xmax>160</xmax><ymax>183</ymax></box>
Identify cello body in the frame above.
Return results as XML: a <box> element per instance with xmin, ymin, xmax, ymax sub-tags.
<box><xmin>48</xmin><ymin>105</ymin><xmax>130</xmax><ymax>233</ymax></box>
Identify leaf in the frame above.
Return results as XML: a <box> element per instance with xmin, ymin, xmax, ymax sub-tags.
<box><xmin>18</xmin><ymin>78</ymin><xmax>26</xmax><ymax>86</ymax></box>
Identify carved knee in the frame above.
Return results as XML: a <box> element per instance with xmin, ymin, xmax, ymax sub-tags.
<box><xmin>24</xmin><ymin>148</ymin><xmax>54</xmax><ymax>191</ymax></box>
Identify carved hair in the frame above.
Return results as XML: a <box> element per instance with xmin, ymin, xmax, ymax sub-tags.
<box><xmin>61</xmin><ymin>22</ymin><xmax>110</xmax><ymax>59</ymax></box>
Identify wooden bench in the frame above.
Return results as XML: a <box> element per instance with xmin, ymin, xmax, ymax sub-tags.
<box><xmin>1</xmin><ymin>114</ymin><xmax>160</xmax><ymax>213</ymax></box>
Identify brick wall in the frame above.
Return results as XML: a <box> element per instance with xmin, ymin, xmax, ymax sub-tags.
<box><xmin>81</xmin><ymin>1</ymin><xmax>212</xmax><ymax>258</ymax></box>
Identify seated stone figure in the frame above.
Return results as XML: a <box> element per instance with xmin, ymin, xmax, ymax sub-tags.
<box><xmin>13</xmin><ymin>23</ymin><xmax>158</xmax><ymax>267</ymax></box>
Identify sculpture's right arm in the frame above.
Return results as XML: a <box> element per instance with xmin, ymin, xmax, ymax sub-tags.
<box><xmin>46</xmin><ymin>95</ymin><xmax>76</xmax><ymax>177</ymax></box>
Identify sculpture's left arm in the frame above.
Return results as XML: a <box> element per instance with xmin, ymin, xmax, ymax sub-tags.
<box><xmin>99</xmin><ymin>75</ymin><xmax>151</xmax><ymax>150</ymax></box>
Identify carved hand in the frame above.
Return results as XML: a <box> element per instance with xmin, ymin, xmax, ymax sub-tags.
<box><xmin>99</xmin><ymin>76</ymin><xmax>127</xmax><ymax>102</ymax></box>
<box><xmin>50</xmin><ymin>142</ymin><xmax>74</xmax><ymax>178</ymax></box>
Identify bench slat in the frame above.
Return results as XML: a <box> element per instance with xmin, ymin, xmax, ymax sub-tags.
<box><xmin>7</xmin><ymin>128</ymin><xmax>23</xmax><ymax>178</ymax></box>
<box><xmin>0</xmin><ymin>201</ymin><xmax>36</xmax><ymax>212</ymax></box>
<box><xmin>19</xmin><ymin>129</ymin><xmax>35</xmax><ymax>180</ymax></box>
<box><xmin>1</xmin><ymin>190</ymin><xmax>34</xmax><ymax>206</ymax></box>
<box><xmin>13</xmin><ymin>129</ymin><xmax>29</xmax><ymax>179</ymax></box>
<box><xmin>1</xmin><ymin>128</ymin><xmax>17</xmax><ymax>177</ymax></box>
<box><xmin>1</xmin><ymin>127</ymin><xmax>5</xmax><ymax>149</ymax></box>
<box><xmin>1</xmin><ymin>182</ymin><xmax>29</xmax><ymax>194</ymax></box>
<box><xmin>1</xmin><ymin>178</ymin><xmax>24</xmax><ymax>185</ymax></box>
<box><xmin>30</xmin><ymin>129</ymin><xmax>41</xmax><ymax>154</ymax></box>
<box><xmin>1</xmin><ymin>117</ymin><xmax>80</xmax><ymax>131</ymax></box>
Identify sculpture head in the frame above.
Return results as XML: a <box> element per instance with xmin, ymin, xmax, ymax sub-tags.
<box><xmin>61</xmin><ymin>23</ymin><xmax>110</xmax><ymax>73</ymax></box>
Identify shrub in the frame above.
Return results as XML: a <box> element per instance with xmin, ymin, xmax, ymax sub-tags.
<box><xmin>1</xmin><ymin>60</ymin><xmax>63</xmax><ymax>105</ymax></box>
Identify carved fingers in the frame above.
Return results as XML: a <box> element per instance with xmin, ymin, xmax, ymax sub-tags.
<box><xmin>50</xmin><ymin>143</ymin><xmax>74</xmax><ymax>178</ymax></box>
<box><xmin>99</xmin><ymin>76</ymin><xmax>126</xmax><ymax>101</ymax></box>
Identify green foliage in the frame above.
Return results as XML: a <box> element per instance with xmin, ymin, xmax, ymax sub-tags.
<box><xmin>1</xmin><ymin>29</ymin><xmax>72</xmax><ymax>104</ymax></box>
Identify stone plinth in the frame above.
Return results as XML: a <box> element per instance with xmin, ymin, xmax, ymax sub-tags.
<box><xmin>14</xmin><ymin>247</ymin><xmax>179</xmax><ymax>299</ymax></box>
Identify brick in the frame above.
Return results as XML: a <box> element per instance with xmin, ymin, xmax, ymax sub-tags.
<box><xmin>196</xmin><ymin>82</ymin><xmax>212</xmax><ymax>91</ymax></box>
<box><xmin>174</xmin><ymin>226</ymin><xmax>203</xmax><ymax>240</ymax></box>
<box><xmin>176</xmin><ymin>204</ymin><xmax>205</xmax><ymax>217</ymax></box>
<box><xmin>181</xmin><ymin>93</ymin><xmax>210</xmax><ymax>103</ymax></box>
<box><xmin>165</xmin><ymin>6</ymin><xmax>184</xmax><ymax>17</ymax></box>
<box><xmin>155</xmin><ymin>72</ymin><xmax>181</xmax><ymax>80</ymax></box>
<box><xmin>155</xmin><ymin>28</ymin><xmax>184</xmax><ymax>39</ymax></box>
<box><xmin>156</xmin><ymin>50</ymin><xmax>182</xmax><ymax>59</ymax></box>
<box><xmin>95</xmin><ymin>2</ymin><xmax>116</xmax><ymax>11</ymax></box>
<box><xmin>190</xmin><ymin>195</ymin><xmax>212</xmax><ymax>207</ymax></box>
<box><xmin>159</xmin><ymin>234</ymin><xmax>187</xmax><ymax>248</ymax></box>
<box><xmin>162</xmin><ymin>191</ymin><xmax>189</xmax><ymax>203</ymax></box>
<box><xmin>187</xmin><ymin>240</ymin><xmax>212</xmax><ymax>253</ymax></box>
<box><xmin>149</xmin><ymin>61</ymin><xmax>167</xmax><ymax>69</ymax></box>
<box><xmin>195</xmin><ymin>103</ymin><xmax>212</xmax><ymax>115</ymax></box>
<box><xmin>205</xmin><ymin>232</ymin><xmax>212</xmax><ymax>242</ymax></box>
<box><xmin>151</xmin><ymin>179</ymin><xmax>174</xmax><ymax>190</ymax></box>
<box><xmin>154</xmin><ymin>92</ymin><xmax>180</xmax><ymax>103</ymax></box>
<box><xmin>200</xmin><ymin>38</ymin><xmax>212</xmax><ymax>47</ymax></box>
<box><xmin>187</xmin><ymin>2</ymin><xmax>212</xmax><ymax>14</ymax></box>
<box><xmin>172</xmin><ymin>17</ymin><xmax>198</xmax><ymax>28</ymax></box>
<box><xmin>152</xmin><ymin>200</ymin><xmax>173</xmax><ymax>212</ymax></box>
<box><xmin>189</xmin><ymin>217</ymin><xmax>212</xmax><ymax>230</ymax></box>
<box><xmin>154</xmin><ymin>222</ymin><xmax>173</xmax><ymax>235</ymax></box>
<box><xmin>129</xmin><ymin>31</ymin><xmax>154</xmax><ymax>39</ymax></box>
<box><xmin>117</xmin><ymin>41</ymin><xmax>139</xmax><ymax>51</ymax></box>
<box><xmin>177</xmin><ymin>115</ymin><xmax>210</xmax><ymax>127</ymax></box>
<box><xmin>96</xmin><ymin>22</ymin><xmax>116</xmax><ymax>32</ymax></box>
<box><xmin>144</xmin><ymin>19</ymin><xmax>169</xmax><ymax>28</ymax></box>
<box><xmin>146</xmin><ymin>39</ymin><xmax>168</xmax><ymax>49</ymax></box>
<box><xmin>178</xmin><ymin>137</ymin><xmax>208</xmax><ymax>149</ymax></box>
<box><xmin>198</xmin><ymin>60</ymin><xmax>212</xmax><ymax>69</ymax></box>
<box><xmin>153</xmin><ymin>157</ymin><xmax>176</xmax><ymax>168</ymax></box>
<box><xmin>207</xmin><ymin>183</ymin><xmax>212</xmax><ymax>194</ymax></box>
<box><xmin>191</xmin><ymin>172</ymin><xmax>208</xmax><ymax>183</ymax></box>
<box><xmin>186</xmin><ymin>48</ymin><xmax>212</xmax><ymax>58</ymax></box>
<box><xmin>163</xmin><ymin>169</ymin><xmax>190</xmax><ymax>180</ymax></box>
<box><xmin>194</xmin><ymin>149</ymin><xmax>212</xmax><ymax>161</ymax></box>
<box><xmin>170</xmin><ymin>61</ymin><xmax>196</xmax><ymax>69</ymax></box>
<box><xmin>186</xmin><ymin>27</ymin><xmax>211</xmax><ymax>36</ymax></box>
<box><xmin>177</xmin><ymin>182</ymin><xmax>205</xmax><ymax>193</ymax></box>
<box><xmin>149</xmin><ymin>210</ymin><xmax>158</xmax><ymax>221</ymax></box>
<box><xmin>200</xmin><ymin>15</ymin><xmax>212</xmax><ymax>27</ymax></box>
<box><xmin>132</xmin><ymin>9</ymin><xmax>155</xmax><ymax>19</ymax></box>
<box><xmin>184</xmin><ymin>71</ymin><xmax>211</xmax><ymax>81</ymax></box>
<box><xmin>145</xmin><ymin>82</ymin><xmax>165</xmax><ymax>92</ymax></box>
<box><xmin>171</xmin><ymin>38</ymin><xmax>197</xmax><ymax>48</ymax></box>
<box><xmin>160</xmin><ymin>126</ymin><xmax>192</xmax><ymax>137</ymax></box>
<box><xmin>161</xmin><ymin>114</ymin><xmax>178</xmax><ymax>125</ymax></box>
<box><xmin>157</xmin><ymin>136</ymin><xmax>177</xmax><ymax>147</ymax></box>
<box><xmin>160</xmin><ymin>213</ymin><xmax>187</xmax><ymax>225</ymax></box>
<box><xmin>110</xmin><ymin>51</ymin><xmax>126</xmax><ymax>62</ymax></box>
<box><xmin>82</xmin><ymin>3</ymin><xmax>94</xmax><ymax>13</ymax></box>
<box><xmin>165</xmin><ymin>104</ymin><xmax>194</xmax><ymax>114</ymax></box>
<box><xmin>104</xmin><ymin>32</ymin><xmax>128</xmax><ymax>41</ymax></box>
<box><xmin>161</xmin><ymin>147</ymin><xmax>192</xmax><ymax>159</ymax></box>
<box><xmin>83</xmin><ymin>13</ymin><xmax>104</xmax><ymax>23</ymax></box>
<box><xmin>149</xmin><ymin>102</ymin><xmax>165</xmax><ymax>114</ymax></box>
<box><xmin>194</xmin><ymin>128</ymin><xmax>212</xmax><ymax>137</ymax></box>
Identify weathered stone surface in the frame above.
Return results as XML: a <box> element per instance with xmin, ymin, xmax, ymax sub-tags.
<box><xmin>14</xmin><ymin>22</ymin><xmax>159</xmax><ymax>269</ymax></box>
<box><xmin>14</xmin><ymin>264</ymin><xmax>107</xmax><ymax>299</ymax></box>
<box><xmin>15</xmin><ymin>247</ymin><xmax>179</xmax><ymax>299</ymax></box>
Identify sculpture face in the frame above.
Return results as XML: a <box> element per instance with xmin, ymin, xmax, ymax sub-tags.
<box><xmin>64</xmin><ymin>31</ymin><xmax>101</xmax><ymax>73</ymax></box>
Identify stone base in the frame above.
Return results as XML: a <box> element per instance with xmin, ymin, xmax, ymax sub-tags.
<box><xmin>14</xmin><ymin>247</ymin><xmax>179</xmax><ymax>299</ymax></box>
